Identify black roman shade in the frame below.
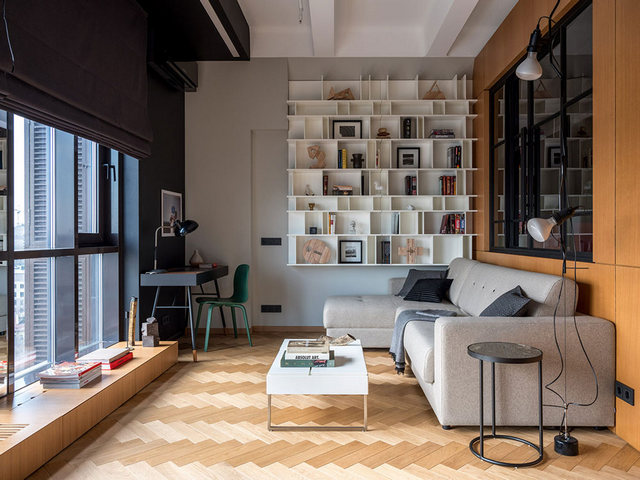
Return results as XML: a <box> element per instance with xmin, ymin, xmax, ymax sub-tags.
<box><xmin>0</xmin><ymin>0</ymin><xmax>152</xmax><ymax>158</ymax></box>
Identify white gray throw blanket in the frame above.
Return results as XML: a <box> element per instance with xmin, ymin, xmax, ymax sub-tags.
<box><xmin>389</xmin><ymin>309</ymin><xmax>457</xmax><ymax>374</ymax></box>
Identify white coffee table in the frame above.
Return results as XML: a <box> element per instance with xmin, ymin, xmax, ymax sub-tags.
<box><xmin>266</xmin><ymin>338</ymin><xmax>368</xmax><ymax>431</ymax></box>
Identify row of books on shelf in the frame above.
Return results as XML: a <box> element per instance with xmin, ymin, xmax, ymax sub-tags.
<box><xmin>440</xmin><ymin>213</ymin><xmax>466</xmax><ymax>234</ymax></box>
<box><xmin>404</xmin><ymin>175</ymin><xmax>417</xmax><ymax>195</ymax></box>
<box><xmin>281</xmin><ymin>339</ymin><xmax>335</xmax><ymax>367</ymax></box>
<box><xmin>439</xmin><ymin>176</ymin><xmax>457</xmax><ymax>195</ymax></box>
<box><xmin>447</xmin><ymin>146</ymin><xmax>462</xmax><ymax>168</ymax></box>
<box><xmin>38</xmin><ymin>348</ymin><xmax>133</xmax><ymax>389</ymax></box>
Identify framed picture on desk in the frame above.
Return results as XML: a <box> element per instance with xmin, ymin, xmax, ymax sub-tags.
<box><xmin>161</xmin><ymin>189</ymin><xmax>182</xmax><ymax>237</ymax></box>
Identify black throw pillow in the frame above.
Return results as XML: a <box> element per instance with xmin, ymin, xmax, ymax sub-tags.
<box><xmin>397</xmin><ymin>269</ymin><xmax>447</xmax><ymax>297</ymax></box>
<box><xmin>403</xmin><ymin>278</ymin><xmax>453</xmax><ymax>303</ymax></box>
<box><xmin>480</xmin><ymin>286</ymin><xmax>532</xmax><ymax>317</ymax></box>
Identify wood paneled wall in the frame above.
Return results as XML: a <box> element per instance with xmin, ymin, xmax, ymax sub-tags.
<box><xmin>473</xmin><ymin>0</ymin><xmax>640</xmax><ymax>450</ymax></box>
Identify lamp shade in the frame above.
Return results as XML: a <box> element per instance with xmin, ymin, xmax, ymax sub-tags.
<box><xmin>516</xmin><ymin>51</ymin><xmax>543</xmax><ymax>81</ymax></box>
<box><xmin>174</xmin><ymin>219</ymin><xmax>199</xmax><ymax>237</ymax></box>
<box><xmin>527</xmin><ymin>217</ymin><xmax>556</xmax><ymax>242</ymax></box>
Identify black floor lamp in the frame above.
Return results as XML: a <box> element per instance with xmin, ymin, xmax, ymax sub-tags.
<box><xmin>517</xmin><ymin>0</ymin><xmax>598</xmax><ymax>457</ymax></box>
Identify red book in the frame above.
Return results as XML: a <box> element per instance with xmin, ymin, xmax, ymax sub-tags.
<box><xmin>455</xmin><ymin>214</ymin><xmax>460</xmax><ymax>234</ymax></box>
<box><xmin>103</xmin><ymin>352</ymin><xmax>133</xmax><ymax>370</ymax></box>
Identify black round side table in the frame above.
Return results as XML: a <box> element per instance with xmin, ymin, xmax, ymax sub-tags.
<box><xmin>467</xmin><ymin>342</ymin><xmax>544</xmax><ymax>467</ymax></box>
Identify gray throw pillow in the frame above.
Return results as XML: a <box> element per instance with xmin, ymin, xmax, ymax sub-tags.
<box><xmin>397</xmin><ymin>268</ymin><xmax>447</xmax><ymax>297</ymax></box>
<box><xmin>403</xmin><ymin>278</ymin><xmax>453</xmax><ymax>303</ymax></box>
<box><xmin>480</xmin><ymin>286</ymin><xmax>531</xmax><ymax>317</ymax></box>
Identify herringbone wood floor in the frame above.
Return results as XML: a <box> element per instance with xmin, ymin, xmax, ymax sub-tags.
<box><xmin>29</xmin><ymin>333</ymin><xmax>640</xmax><ymax>479</ymax></box>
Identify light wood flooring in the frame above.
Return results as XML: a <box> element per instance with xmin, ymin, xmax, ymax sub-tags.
<box><xmin>28</xmin><ymin>332</ymin><xmax>640</xmax><ymax>479</ymax></box>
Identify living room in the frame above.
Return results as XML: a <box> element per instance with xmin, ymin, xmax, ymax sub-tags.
<box><xmin>1</xmin><ymin>0</ymin><xmax>639</xmax><ymax>478</ymax></box>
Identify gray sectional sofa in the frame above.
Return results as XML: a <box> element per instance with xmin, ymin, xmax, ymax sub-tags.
<box><xmin>323</xmin><ymin>257</ymin><xmax>615</xmax><ymax>427</ymax></box>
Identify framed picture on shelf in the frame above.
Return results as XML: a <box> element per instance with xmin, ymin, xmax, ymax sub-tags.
<box><xmin>161</xmin><ymin>189</ymin><xmax>182</xmax><ymax>237</ymax></box>
<box><xmin>380</xmin><ymin>240</ymin><xmax>391</xmax><ymax>264</ymax></box>
<box><xmin>397</xmin><ymin>147</ymin><xmax>420</xmax><ymax>168</ymax></box>
<box><xmin>339</xmin><ymin>240</ymin><xmax>363</xmax><ymax>264</ymax></box>
<box><xmin>333</xmin><ymin>120</ymin><xmax>362</xmax><ymax>139</ymax></box>
<box><xmin>547</xmin><ymin>146</ymin><xmax>562</xmax><ymax>167</ymax></box>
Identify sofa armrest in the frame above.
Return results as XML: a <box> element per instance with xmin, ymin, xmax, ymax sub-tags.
<box><xmin>431</xmin><ymin>315</ymin><xmax>615</xmax><ymax>427</ymax></box>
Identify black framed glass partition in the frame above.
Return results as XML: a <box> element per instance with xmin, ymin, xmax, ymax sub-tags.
<box><xmin>490</xmin><ymin>0</ymin><xmax>592</xmax><ymax>260</ymax></box>
<box><xmin>0</xmin><ymin>110</ymin><xmax>123</xmax><ymax>394</ymax></box>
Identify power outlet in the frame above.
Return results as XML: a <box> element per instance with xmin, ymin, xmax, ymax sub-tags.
<box><xmin>615</xmin><ymin>381</ymin><xmax>635</xmax><ymax>406</ymax></box>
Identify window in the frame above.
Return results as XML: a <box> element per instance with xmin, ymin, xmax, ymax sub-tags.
<box><xmin>490</xmin><ymin>1</ymin><xmax>592</xmax><ymax>260</ymax></box>
<box><xmin>0</xmin><ymin>111</ymin><xmax>122</xmax><ymax>394</ymax></box>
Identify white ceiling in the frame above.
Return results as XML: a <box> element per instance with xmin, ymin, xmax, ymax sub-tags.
<box><xmin>236</xmin><ymin>0</ymin><xmax>518</xmax><ymax>58</ymax></box>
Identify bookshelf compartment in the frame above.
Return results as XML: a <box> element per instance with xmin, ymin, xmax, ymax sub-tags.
<box><xmin>391</xmin><ymin>197</ymin><xmax>433</xmax><ymax>211</ymax></box>
<box><xmin>444</xmin><ymin>101</ymin><xmax>470</xmax><ymax>115</ymax></box>
<box><xmin>370</xmin><ymin>117</ymin><xmax>400</xmax><ymax>139</ymax></box>
<box><xmin>323</xmin><ymin>81</ymin><xmax>361</xmax><ymax>101</ymax></box>
<box><xmin>294</xmin><ymin>236</ymin><xmax>337</xmax><ymax>264</ymax></box>
<box><xmin>433</xmin><ymin>236</ymin><xmax>463</xmax><ymax>265</ymax></box>
<box><xmin>433</xmin><ymin>141</ymin><xmax>464</xmax><ymax>168</ymax></box>
<box><xmin>399</xmin><ymin>212</ymin><xmax>420</xmax><ymax>234</ymax></box>
<box><xmin>388</xmin><ymin>170</ymin><xmax>418</xmax><ymax>196</ymax></box>
<box><xmin>350</xmin><ymin>101</ymin><xmax>374</xmax><ymax>115</ymax></box>
<box><xmin>296</xmin><ymin>102</ymin><xmax>337</xmax><ymax>116</ymax></box>
<box><xmin>424</xmin><ymin>117</ymin><xmax>467</xmax><ymax>139</ymax></box>
<box><xmin>289</xmin><ymin>81</ymin><xmax>323</xmax><ymax>100</ymax></box>
<box><xmin>295</xmin><ymin>197</ymin><xmax>338</xmax><ymax>211</ymax></box>
<box><xmin>305</xmin><ymin>212</ymin><xmax>324</xmax><ymax>235</ymax></box>
<box><xmin>391</xmin><ymin>102</ymin><xmax>433</xmax><ymax>115</ymax></box>
<box><xmin>326</xmin><ymin>171</ymin><xmax>363</xmax><ymax>195</ymax></box>
<box><xmin>444</xmin><ymin>196</ymin><xmax>470</xmax><ymax>211</ymax></box>
<box><xmin>334</xmin><ymin>212</ymin><xmax>370</xmax><ymax>235</ymax></box>
<box><xmin>291</xmin><ymin>171</ymin><xmax>323</xmax><ymax>196</ymax></box>
<box><xmin>392</xmin><ymin>236</ymin><xmax>432</xmax><ymax>264</ymax></box>
<box><xmin>370</xmin><ymin>170</ymin><xmax>389</xmax><ymax>195</ymax></box>
<box><xmin>391</xmin><ymin>142</ymin><xmax>432</xmax><ymax>169</ymax></box>
<box><xmin>349</xmin><ymin>197</ymin><xmax>374</xmax><ymax>211</ymax></box>
<box><xmin>304</xmin><ymin>117</ymin><xmax>324</xmax><ymax>139</ymax></box>
<box><xmin>388</xmin><ymin>80</ymin><xmax>417</xmax><ymax>100</ymax></box>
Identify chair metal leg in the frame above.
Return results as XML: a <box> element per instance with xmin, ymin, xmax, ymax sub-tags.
<box><xmin>239</xmin><ymin>304</ymin><xmax>252</xmax><ymax>347</ymax></box>
<box><xmin>204</xmin><ymin>305</ymin><xmax>215</xmax><ymax>352</ymax></box>
<box><xmin>230</xmin><ymin>307</ymin><xmax>238</xmax><ymax>338</ymax></box>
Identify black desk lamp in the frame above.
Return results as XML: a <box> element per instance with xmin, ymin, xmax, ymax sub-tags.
<box><xmin>151</xmin><ymin>219</ymin><xmax>199</xmax><ymax>273</ymax></box>
<box><xmin>518</xmin><ymin>0</ymin><xmax>598</xmax><ymax>458</ymax></box>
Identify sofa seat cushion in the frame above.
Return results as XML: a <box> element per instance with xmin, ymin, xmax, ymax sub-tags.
<box><xmin>323</xmin><ymin>295</ymin><xmax>449</xmax><ymax>329</ymax></box>
<box><xmin>404</xmin><ymin>321</ymin><xmax>436</xmax><ymax>383</ymax></box>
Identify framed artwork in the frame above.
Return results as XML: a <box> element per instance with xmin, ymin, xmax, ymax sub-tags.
<box><xmin>547</xmin><ymin>146</ymin><xmax>562</xmax><ymax>167</ymax></box>
<box><xmin>161</xmin><ymin>189</ymin><xmax>182</xmax><ymax>237</ymax></box>
<box><xmin>397</xmin><ymin>147</ymin><xmax>420</xmax><ymax>168</ymax></box>
<box><xmin>333</xmin><ymin>120</ymin><xmax>362</xmax><ymax>139</ymax></box>
<box><xmin>339</xmin><ymin>240</ymin><xmax>363</xmax><ymax>264</ymax></box>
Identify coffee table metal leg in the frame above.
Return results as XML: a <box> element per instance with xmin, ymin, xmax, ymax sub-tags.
<box><xmin>364</xmin><ymin>395</ymin><xmax>368</xmax><ymax>432</ymax></box>
<box><xmin>268</xmin><ymin>394</ymin><xmax>272</xmax><ymax>431</ymax></box>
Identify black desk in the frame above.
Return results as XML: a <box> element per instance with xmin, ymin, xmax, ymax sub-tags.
<box><xmin>140</xmin><ymin>265</ymin><xmax>229</xmax><ymax>361</ymax></box>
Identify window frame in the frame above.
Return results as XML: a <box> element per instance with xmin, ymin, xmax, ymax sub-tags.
<box><xmin>488</xmin><ymin>0</ymin><xmax>593</xmax><ymax>261</ymax></box>
<box><xmin>1</xmin><ymin>111</ymin><xmax>123</xmax><ymax>393</ymax></box>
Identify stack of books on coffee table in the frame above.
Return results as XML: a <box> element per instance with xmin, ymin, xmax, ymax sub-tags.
<box><xmin>281</xmin><ymin>339</ymin><xmax>335</xmax><ymax>368</ymax></box>
<box><xmin>77</xmin><ymin>347</ymin><xmax>133</xmax><ymax>370</ymax></box>
<box><xmin>39</xmin><ymin>362</ymin><xmax>102</xmax><ymax>389</ymax></box>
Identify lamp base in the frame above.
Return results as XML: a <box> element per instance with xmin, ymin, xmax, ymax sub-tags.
<box><xmin>554</xmin><ymin>434</ymin><xmax>579</xmax><ymax>456</ymax></box>
<box><xmin>147</xmin><ymin>268</ymin><xmax>168</xmax><ymax>274</ymax></box>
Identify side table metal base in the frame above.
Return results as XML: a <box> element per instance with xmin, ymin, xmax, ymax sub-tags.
<box><xmin>469</xmin><ymin>434</ymin><xmax>543</xmax><ymax>467</ymax></box>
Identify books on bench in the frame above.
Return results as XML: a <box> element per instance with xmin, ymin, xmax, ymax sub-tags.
<box><xmin>77</xmin><ymin>347</ymin><xmax>133</xmax><ymax>370</ymax></box>
<box><xmin>39</xmin><ymin>362</ymin><xmax>102</xmax><ymax>389</ymax></box>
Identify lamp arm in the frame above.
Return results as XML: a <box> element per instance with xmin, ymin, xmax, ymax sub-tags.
<box><xmin>154</xmin><ymin>226</ymin><xmax>164</xmax><ymax>270</ymax></box>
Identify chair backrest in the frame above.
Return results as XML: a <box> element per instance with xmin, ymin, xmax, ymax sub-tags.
<box><xmin>231</xmin><ymin>264</ymin><xmax>250</xmax><ymax>303</ymax></box>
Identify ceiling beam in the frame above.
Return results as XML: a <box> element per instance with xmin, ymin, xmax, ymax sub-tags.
<box><xmin>426</xmin><ymin>0</ymin><xmax>479</xmax><ymax>56</ymax></box>
<box><xmin>309</xmin><ymin>0</ymin><xmax>334</xmax><ymax>57</ymax></box>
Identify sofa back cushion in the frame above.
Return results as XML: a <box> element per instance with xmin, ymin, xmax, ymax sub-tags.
<box><xmin>446</xmin><ymin>258</ymin><xmax>478</xmax><ymax>304</ymax></box>
<box><xmin>453</xmin><ymin>260</ymin><xmax>578</xmax><ymax>317</ymax></box>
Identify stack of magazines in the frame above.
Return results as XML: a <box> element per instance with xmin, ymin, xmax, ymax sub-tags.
<box><xmin>39</xmin><ymin>362</ymin><xmax>102</xmax><ymax>389</ymax></box>
<box><xmin>77</xmin><ymin>347</ymin><xmax>133</xmax><ymax>370</ymax></box>
<box><xmin>281</xmin><ymin>339</ymin><xmax>335</xmax><ymax>368</ymax></box>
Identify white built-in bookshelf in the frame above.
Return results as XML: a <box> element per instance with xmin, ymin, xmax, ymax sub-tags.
<box><xmin>287</xmin><ymin>76</ymin><xmax>477</xmax><ymax>266</ymax></box>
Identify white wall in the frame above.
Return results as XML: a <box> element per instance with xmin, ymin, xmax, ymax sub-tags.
<box><xmin>185</xmin><ymin>58</ymin><xmax>473</xmax><ymax>327</ymax></box>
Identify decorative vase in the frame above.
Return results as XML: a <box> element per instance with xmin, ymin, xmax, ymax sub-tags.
<box><xmin>351</xmin><ymin>153</ymin><xmax>364</xmax><ymax>169</ymax></box>
<box><xmin>189</xmin><ymin>249</ymin><xmax>204</xmax><ymax>267</ymax></box>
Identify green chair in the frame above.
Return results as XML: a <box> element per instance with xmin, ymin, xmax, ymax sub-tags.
<box><xmin>195</xmin><ymin>264</ymin><xmax>252</xmax><ymax>351</ymax></box>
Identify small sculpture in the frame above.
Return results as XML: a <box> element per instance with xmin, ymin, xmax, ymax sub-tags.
<box><xmin>376</xmin><ymin>128</ymin><xmax>391</xmax><ymax>138</ymax></box>
<box><xmin>351</xmin><ymin>153</ymin><xmax>364</xmax><ymax>169</ymax></box>
<box><xmin>407</xmin><ymin>204</ymin><xmax>415</xmax><ymax>211</ymax></box>
<box><xmin>307</xmin><ymin>145</ymin><xmax>326</xmax><ymax>169</ymax></box>
<box><xmin>327</xmin><ymin>87</ymin><xmax>355</xmax><ymax>100</ymax></box>
<box><xmin>142</xmin><ymin>317</ymin><xmax>160</xmax><ymax>347</ymax></box>
<box><xmin>349</xmin><ymin>220</ymin><xmax>357</xmax><ymax>234</ymax></box>
<box><xmin>374</xmin><ymin>181</ymin><xmax>384</xmax><ymax>194</ymax></box>
<box><xmin>308</xmin><ymin>202</ymin><xmax>315</xmax><ymax>211</ymax></box>
<box><xmin>398</xmin><ymin>239</ymin><xmax>424</xmax><ymax>264</ymax></box>
<box><xmin>305</xmin><ymin>184</ymin><xmax>315</xmax><ymax>196</ymax></box>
